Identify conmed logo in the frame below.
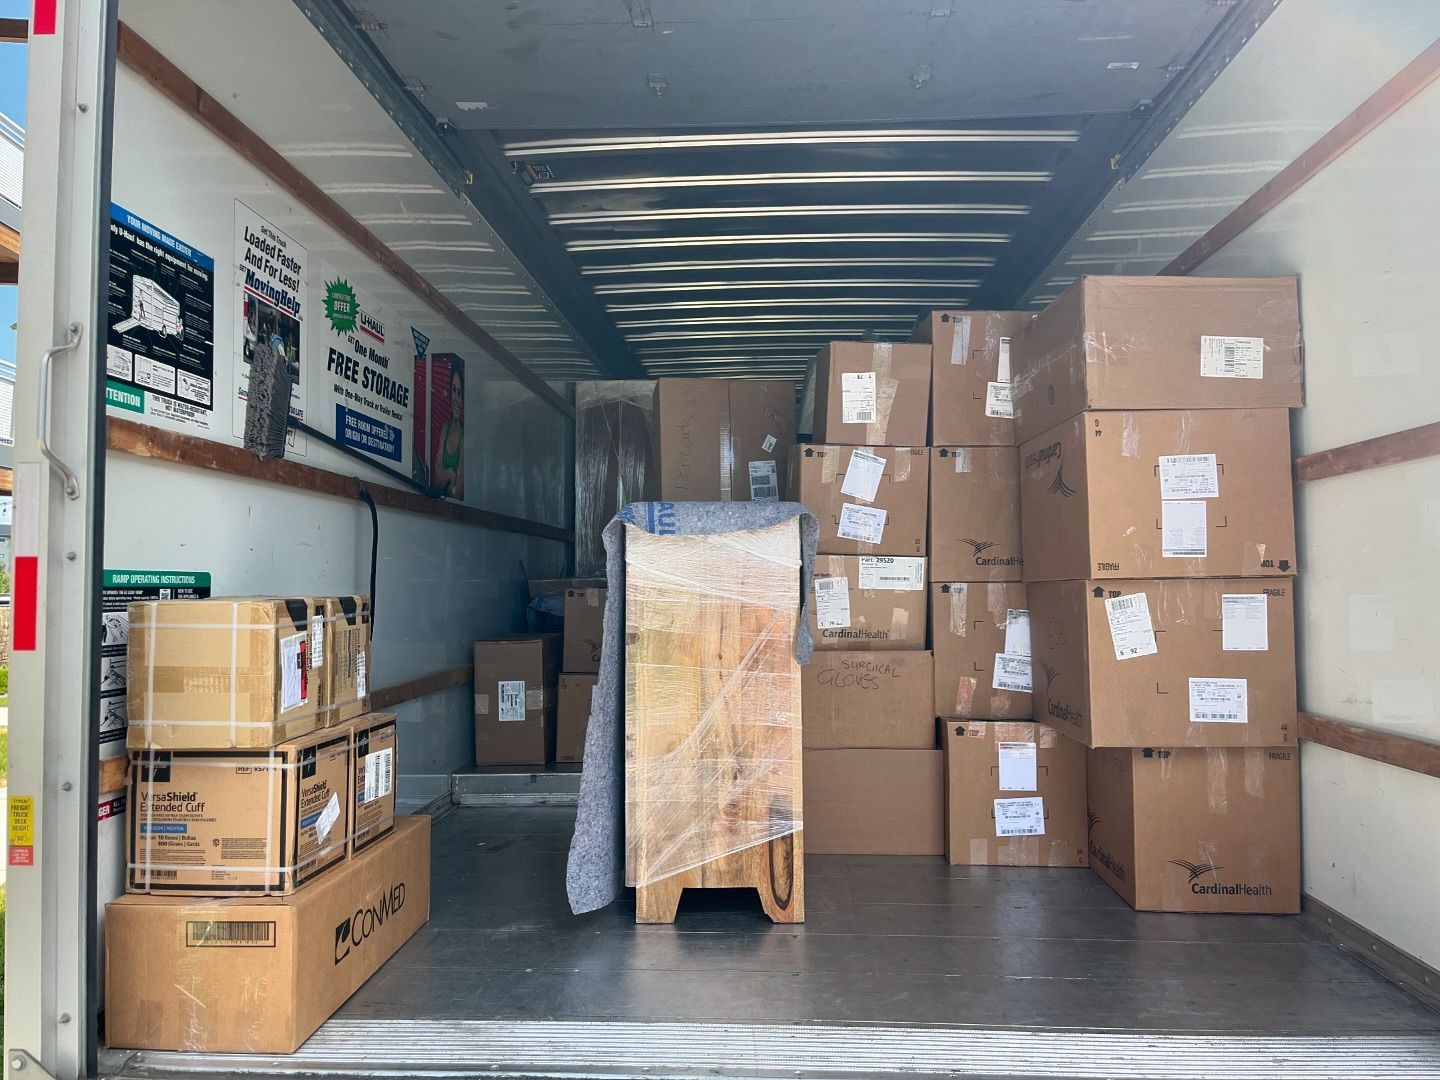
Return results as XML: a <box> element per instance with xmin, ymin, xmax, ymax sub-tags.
<box><xmin>334</xmin><ymin>881</ymin><xmax>407</xmax><ymax>963</ymax></box>
<box><xmin>1047</xmin><ymin>465</ymin><xmax>1077</xmax><ymax>498</ymax></box>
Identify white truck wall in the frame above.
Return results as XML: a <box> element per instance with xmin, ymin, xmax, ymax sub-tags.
<box><xmin>1195</xmin><ymin>83</ymin><xmax>1440</xmax><ymax>966</ymax></box>
<box><xmin>103</xmin><ymin>68</ymin><xmax>570</xmax><ymax>796</ymax></box>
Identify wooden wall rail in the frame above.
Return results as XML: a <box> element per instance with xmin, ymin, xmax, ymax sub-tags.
<box><xmin>371</xmin><ymin>664</ymin><xmax>473</xmax><ymax>712</ymax></box>
<box><xmin>1299</xmin><ymin>712</ymin><xmax>1440</xmax><ymax>781</ymax></box>
<box><xmin>1162</xmin><ymin>36</ymin><xmax>1440</xmax><ymax>276</ymax></box>
<box><xmin>0</xmin><ymin>17</ymin><xmax>26</xmax><ymax>43</ymax></box>
<box><xmin>115</xmin><ymin>22</ymin><xmax>573</xmax><ymax>419</ymax></box>
<box><xmin>108</xmin><ymin>416</ymin><xmax>572</xmax><ymax>543</ymax></box>
<box><xmin>1294</xmin><ymin>421</ymin><xmax>1440</xmax><ymax>483</ymax></box>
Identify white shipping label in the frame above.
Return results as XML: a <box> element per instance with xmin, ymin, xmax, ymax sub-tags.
<box><xmin>997</xmin><ymin>336</ymin><xmax>1012</xmax><ymax>381</ymax></box>
<box><xmin>1222</xmin><ymin>594</ymin><xmax>1269</xmax><ymax>651</ymax></box>
<box><xmin>762</xmin><ymin>434</ymin><xmax>778</xmax><ymax>453</ymax></box>
<box><xmin>948</xmin><ymin>315</ymin><xmax>971</xmax><ymax>365</ymax></box>
<box><xmin>841</xmin><ymin>449</ymin><xmax>886</xmax><ymax>503</ymax></box>
<box><xmin>1189</xmin><ymin>677</ymin><xmax>1249</xmax><ymax>724</ymax></box>
<box><xmin>813</xmin><ymin>576</ymin><xmax>852</xmax><ymax>629</ymax></box>
<box><xmin>310</xmin><ymin>615</ymin><xmax>325</xmax><ymax>668</ymax></box>
<box><xmin>992</xmin><ymin>652</ymin><xmax>1033</xmax><ymax>693</ymax></box>
<box><xmin>858</xmin><ymin>556</ymin><xmax>925</xmax><ymax>591</ymax></box>
<box><xmin>1161</xmin><ymin>500</ymin><xmax>1208</xmax><ymax>558</ymax></box>
<box><xmin>315</xmin><ymin>792</ymin><xmax>341</xmax><ymax>843</ymax></box>
<box><xmin>279</xmin><ymin>632</ymin><xmax>307</xmax><ymax>711</ymax></box>
<box><xmin>1004</xmin><ymin>609</ymin><xmax>1031</xmax><ymax>657</ymax></box>
<box><xmin>1159</xmin><ymin>454</ymin><xmax>1220</xmax><ymax>499</ymax></box>
<box><xmin>363</xmin><ymin>747</ymin><xmax>394</xmax><ymax>803</ymax></box>
<box><xmin>498</xmin><ymin>680</ymin><xmax>527</xmax><ymax>722</ymax></box>
<box><xmin>997</xmin><ymin>741</ymin><xmax>1038</xmax><ymax>791</ymax></box>
<box><xmin>994</xmin><ymin>796</ymin><xmax>1045</xmax><ymax>837</ymax></box>
<box><xmin>1105</xmin><ymin>593</ymin><xmax>1158</xmax><ymax>660</ymax></box>
<box><xmin>748</xmin><ymin>459</ymin><xmax>779</xmax><ymax>502</ymax></box>
<box><xmin>983</xmin><ymin>381</ymin><xmax>1013</xmax><ymax>419</ymax></box>
<box><xmin>1201</xmin><ymin>335</ymin><xmax>1264</xmax><ymax>379</ymax></box>
<box><xmin>837</xmin><ymin>503</ymin><xmax>887</xmax><ymax>544</ymax></box>
<box><xmin>355</xmin><ymin>650</ymin><xmax>368</xmax><ymax>697</ymax></box>
<box><xmin>841</xmin><ymin>370</ymin><xmax>878</xmax><ymax>424</ymax></box>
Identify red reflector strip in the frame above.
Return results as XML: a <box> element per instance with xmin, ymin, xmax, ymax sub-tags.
<box><xmin>33</xmin><ymin>0</ymin><xmax>58</xmax><ymax>35</ymax></box>
<box><xmin>13</xmin><ymin>554</ymin><xmax>38</xmax><ymax>651</ymax></box>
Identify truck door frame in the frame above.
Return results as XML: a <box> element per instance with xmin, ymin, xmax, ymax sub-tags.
<box><xmin>5</xmin><ymin>1</ymin><xmax>117</xmax><ymax>1078</ymax></box>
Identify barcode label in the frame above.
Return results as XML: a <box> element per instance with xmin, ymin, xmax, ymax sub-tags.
<box><xmin>1105</xmin><ymin>592</ymin><xmax>1158</xmax><ymax>660</ymax></box>
<box><xmin>310</xmin><ymin>615</ymin><xmax>325</xmax><ymax>668</ymax></box>
<box><xmin>841</xmin><ymin>371</ymin><xmax>878</xmax><ymax>424</ymax></box>
<box><xmin>363</xmin><ymin>746</ymin><xmax>394</xmax><ymax>802</ymax></box>
<box><xmin>813</xmin><ymin>576</ymin><xmax>852</xmax><ymax>630</ymax></box>
<box><xmin>857</xmin><ymin>556</ymin><xmax>924</xmax><ymax>591</ymax></box>
<box><xmin>1200</xmin><ymin>335</ymin><xmax>1264</xmax><ymax>379</ymax></box>
<box><xmin>748</xmin><ymin>459</ymin><xmax>779</xmax><ymax>502</ymax></box>
<box><xmin>499</xmin><ymin>680</ymin><xmax>526</xmax><ymax>722</ymax></box>
<box><xmin>994</xmin><ymin>796</ymin><xmax>1045</xmax><ymax>838</ymax></box>
<box><xmin>1189</xmin><ymin>677</ymin><xmax>1248</xmax><ymax>724</ymax></box>
<box><xmin>146</xmin><ymin>868</ymin><xmax>178</xmax><ymax>879</ymax></box>
<box><xmin>186</xmin><ymin>920</ymin><xmax>277</xmax><ymax>948</ymax></box>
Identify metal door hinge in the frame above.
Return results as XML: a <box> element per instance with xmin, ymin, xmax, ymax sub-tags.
<box><xmin>8</xmin><ymin>1049</ymin><xmax>59</xmax><ymax>1080</ymax></box>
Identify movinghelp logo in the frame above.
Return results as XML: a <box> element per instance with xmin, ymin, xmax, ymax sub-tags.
<box><xmin>1047</xmin><ymin>465</ymin><xmax>1077</xmax><ymax>498</ymax></box>
<box><xmin>1169</xmin><ymin>859</ymin><xmax>1222</xmax><ymax>883</ymax></box>
<box><xmin>961</xmin><ymin>538</ymin><xmax>997</xmax><ymax>557</ymax></box>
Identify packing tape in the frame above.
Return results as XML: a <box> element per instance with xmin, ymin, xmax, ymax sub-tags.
<box><xmin>986</xmin><ymin>584</ymin><xmax>1010</xmax><ymax>627</ymax></box>
<box><xmin>866</xmin><ymin>343</ymin><xmax>895</xmax><ymax>444</ymax></box>
<box><xmin>994</xmin><ymin>722</ymin><xmax>1033</xmax><ymax>742</ymax></box>
<box><xmin>950</xmin><ymin>315</ymin><xmax>972</xmax><ymax>366</ymax></box>
<box><xmin>1121</xmin><ymin>414</ymin><xmax>1141</xmax><ymax>457</ymax></box>
<box><xmin>954</xmin><ymin>675</ymin><xmax>977</xmax><ymax>715</ymax></box>
<box><xmin>948</xmin><ymin>584</ymin><xmax>968</xmax><ymax>637</ymax></box>
<box><xmin>474</xmin><ymin>693</ymin><xmax>490</xmax><ymax>715</ymax></box>
<box><xmin>952</xmin><ymin>448</ymin><xmax>972</xmax><ymax>474</ymax></box>
<box><xmin>1242</xmin><ymin>542</ymin><xmax>1269</xmax><ymax>576</ymax></box>
<box><xmin>821</xmin><ymin>450</ymin><xmax>839</xmax><ymax>485</ymax></box>
<box><xmin>891</xmin><ymin>607</ymin><xmax>909</xmax><ymax>640</ymax></box>
<box><xmin>893</xmin><ymin>448</ymin><xmax>912</xmax><ymax>483</ymax></box>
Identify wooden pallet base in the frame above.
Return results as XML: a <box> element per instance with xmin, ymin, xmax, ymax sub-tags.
<box><xmin>634</xmin><ymin>832</ymin><xmax>805</xmax><ymax>924</ymax></box>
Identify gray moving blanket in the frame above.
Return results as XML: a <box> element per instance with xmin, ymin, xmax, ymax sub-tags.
<box><xmin>566</xmin><ymin>500</ymin><xmax>819</xmax><ymax>914</ymax></box>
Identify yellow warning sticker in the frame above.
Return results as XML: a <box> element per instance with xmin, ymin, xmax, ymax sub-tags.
<box><xmin>8</xmin><ymin>795</ymin><xmax>33</xmax><ymax>846</ymax></box>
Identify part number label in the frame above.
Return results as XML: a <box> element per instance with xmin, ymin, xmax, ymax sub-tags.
<box><xmin>1201</xmin><ymin>335</ymin><xmax>1264</xmax><ymax>379</ymax></box>
<box><xmin>858</xmin><ymin>556</ymin><xmax>924</xmax><ymax>591</ymax></box>
<box><xmin>1159</xmin><ymin>454</ymin><xmax>1219</xmax><ymax>499</ymax></box>
<box><xmin>813</xmin><ymin>576</ymin><xmax>852</xmax><ymax>630</ymax></box>
<box><xmin>1189</xmin><ymin>677</ymin><xmax>1248</xmax><ymax>723</ymax></box>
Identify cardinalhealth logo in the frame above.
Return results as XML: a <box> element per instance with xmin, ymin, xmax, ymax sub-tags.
<box><xmin>1170</xmin><ymin>859</ymin><xmax>1222</xmax><ymax>883</ymax></box>
<box><xmin>1047</xmin><ymin>465</ymin><xmax>1077</xmax><ymax>498</ymax></box>
<box><xmin>962</xmin><ymin>538</ymin><xmax>996</xmax><ymax>557</ymax></box>
<box><xmin>1038</xmin><ymin>659</ymin><xmax>1059</xmax><ymax>690</ymax></box>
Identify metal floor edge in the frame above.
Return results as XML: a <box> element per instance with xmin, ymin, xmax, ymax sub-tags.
<box><xmin>109</xmin><ymin>1018</ymin><xmax>1440</xmax><ymax>1079</ymax></box>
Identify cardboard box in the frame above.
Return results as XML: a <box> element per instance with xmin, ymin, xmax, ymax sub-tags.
<box><xmin>106</xmin><ymin>816</ymin><xmax>430</xmax><ymax>1053</ymax></box>
<box><xmin>347</xmin><ymin>712</ymin><xmax>396</xmax><ymax>855</ymax></box>
<box><xmin>127</xmin><ymin>725</ymin><xmax>351</xmax><ymax>895</ymax></box>
<box><xmin>322</xmin><ymin>595</ymin><xmax>371</xmax><ymax>726</ymax></box>
<box><xmin>1088</xmin><ymin>746</ymin><xmax>1300</xmax><ymax>913</ymax></box>
<box><xmin>1028</xmin><ymin>578</ymin><xmax>1296</xmax><ymax>748</ymax></box>
<box><xmin>563</xmin><ymin>586</ymin><xmax>606</xmax><ymax>673</ymax></box>
<box><xmin>473</xmin><ymin>635</ymin><xmax>560</xmax><ymax>765</ymax></box>
<box><xmin>943</xmin><ymin>720</ymin><xmax>1087</xmax><ymax>867</ymax></box>
<box><xmin>803</xmin><ymin>749</ymin><xmax>945</xmax><ymax>855</ymax></box>
<box><xmin>127</xmin><ymin>596</ymin><xmax>327</xmax><ymax>749</ymax></box>
<box><xmin>793</xmin><ymin>444</ymin><xmax>929</xmax><ymax>556</ymax></box>
<box><xmin>811</xmin><ymin>340</ymin><xmax>931</xmax><ymax>446</ymax></box>
<box><xmin>653</xmin><ymin>378</ymin><xmax>795</xmax><ymax>501</ymax></box>
<box><xmin>913</xmin><ymin>310</ymin><xmax>1032</xmax><ymax>446</ymax></box>
<box><xmin>1019</xmin><ymin>409</ymin><xmax>1296</xmax><ymax>582</ymax></box>
<box><xmin>931</xmin><ymin>581</ymin><xmax>1031</xmax><ymax>720</ymax></box>
<box><xmin>929</xmin><ymin>447</ymin><xmax>1022</xmax><ymax>582</ymax></box>
<box><xmin>1010</xmin><ymin>275</ymin><xmax>1303</xmax><ymax>443</ymax></box>
<box><xmin>807</xmin><ymin>554</ymin><xmax>928</xmax><ymax>651</ymax></box>
<box><xmin>556</xmin><ymin>672</ymin><xmax>597</xmax><ymax>763</ymax></box>
<box><xmin>801</xmin><ymin>650</ymin><xmax>934</xmax><ymax>749</ymax></box>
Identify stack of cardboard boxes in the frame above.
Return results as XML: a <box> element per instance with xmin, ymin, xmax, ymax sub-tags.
<box><xmin>105</xmin><ymin>595</ymin><xmax>431</xmax><ymax>1053</ymax></box>
<box><xmin>1013</xmin><ymin>276</ymin><xmax>1303</xmax><ymax>913</ymax></box>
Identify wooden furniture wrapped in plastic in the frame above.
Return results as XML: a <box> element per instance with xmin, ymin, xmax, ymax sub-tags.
<box><xmin>624</xmin><ymin>518</ymin><xmax>805</xmax><ymax>924</ymax></box>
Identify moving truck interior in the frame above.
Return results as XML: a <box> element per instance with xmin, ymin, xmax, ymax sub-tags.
<box><xmin>7</xmin><ymin>1</ymin><xmax>1440</xmax><ymax>1077</ymax></box>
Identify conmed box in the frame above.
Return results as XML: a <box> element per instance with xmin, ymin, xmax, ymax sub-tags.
<box><xmin>562</xmin><ymin>586</ymin><xmax>606</xmax><ymax>673</ymax></box>
<box><xmin>1087</xmin><ymin>746</ymin><xmax>1300</xmax><ymax>913</ymax></box>
<box><xmin>792</xmin><ymin>444</ymin><xmax>929</xmax><ymax>556</ymax></box>
<box><xmin>929</xmin><ymin>447</ymin><xmax>1022</xmax><ymax>582</ymax></box>
<box><xmin>106</xmin><ymin>815</ymin><xmax>430</xmax><ymax>1054</ymax></box>
<box><xmin>801</xmin><ymin>650</ymin><xmax>935</xmax><ymax>749</ymax></box>
<box><xmin>912</xmin><ymin>310</ymin><xmax>1032</xmax><ymax>446</ymax></box>
<box><xmin>321</xmin><ymin>595</ymin><xmax>371</xmax><ymax>726</ymax></box>
<box><xmin>346</xmin><ymin>712</ymin><xmax>396</xmax><ymax>855</ymax></box>
<box><xmin>807</xmin><ymin>554</ymin><xmax>928</xmax><ymax>651</ymax></box>
<box><xmin>811</xmin><ymin>340</ymin><xmax>932</xmax><ymax>446</ymax></box>
<box><xmin>1010</xmin><ymin>275</ymin><xmax>1303</xmax><ymax>444</ymax></box>
<box><xmin>803</xmin><ymin>748</ymin><xmax>945</xmax><ymax>855</ymax></box>
<box><xmin>1018</xmin><ymin>408</ymin><xmax>1296</xmax><ymax>582</ymax></box>
<box><xmin>127</xmin><ymin>596</ymin><xmax>328</xmax><ymax>749</ymax></box>
<box><xmin>1027</xmin><ymin>578</ymin><xmax>1297</xmax><ymax>748</ymax></box>
<box><xmin>127</xmin><ymin>725</ymin><xmax>351</xmax><ymax>895</ymax></box>
<box><xmin>930</xmin><ymin>581</ymin><xmax>1031</xmax><ymax>720</ymax></box>
<box><xmin>473</xmin><ymin>635</ymin><xmax>560</xmax><ymax>765</ymax></box>
<box><xmin>943</xmin><ymin>720</ymin><xmax>1087</xmax><ymax>867</ymax></box>
<box><xmin>652</xmin><ymin>378</ymin><xmax>795</xmax><ymax>501</ymax></box>
<box><xmin>556</xmin><ymin>672</ymin><xmax>597</xmax><ymax>763</ymax></box>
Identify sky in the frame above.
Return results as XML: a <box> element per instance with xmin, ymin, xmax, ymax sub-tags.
<box><xmin>0</xmin><ymin>0</ymin><xmax>26</xmax><ymax>367</ymax></box>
